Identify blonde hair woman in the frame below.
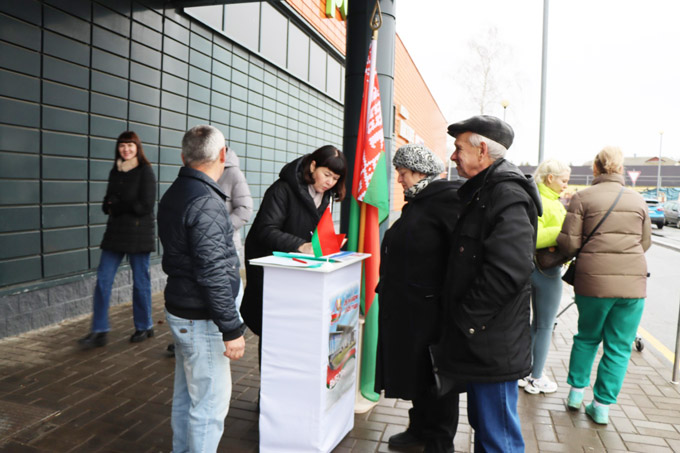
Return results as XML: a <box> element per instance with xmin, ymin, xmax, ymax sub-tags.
<box><xmin>521</xmin><ymin>159</ymin><xmax>571</xmax><ymax>395</ymax></box>
<box><xmin>557</xmin><ymin>146</ymin><xmax>651</xmax><ymax>424</ymax></box>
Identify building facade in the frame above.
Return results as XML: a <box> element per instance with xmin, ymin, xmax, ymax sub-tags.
<box><xmin>0</xmin><ymin>0</ymin><xmax>444</xmax><ymax>338</ymax></box>
<box><xmin>391</xmin><ymin>34</ymin><xmax>448</xmax><ymax>212</ymax></box>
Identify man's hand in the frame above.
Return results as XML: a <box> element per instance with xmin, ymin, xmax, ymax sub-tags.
<box><xmin>224</xmin><ymin>336</ymin><xmax>245</xmax><ymax>360</ymax></box>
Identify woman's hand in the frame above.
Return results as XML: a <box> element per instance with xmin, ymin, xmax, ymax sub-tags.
<box><xmin>298</xmin><ymin>242</ymin><xmax>313</xmax><ymax>254</ymax></box>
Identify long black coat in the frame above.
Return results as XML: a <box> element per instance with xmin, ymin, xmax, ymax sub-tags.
<box><xmin>375</xmin><ymin>179</ymin><xmax>463</xmax><ymax>399</ymax></box>
<box><xmin>241</xmin><ymin>156</ymin><xmax>331</xmax><ymax>335</ymax></box>
<box><xmin>100</xmin><ymin>163</ymin><xmax>156</xmax><ymax>254</ymax></box>
<box><xmin>438</xmin><ymin>159</ymin><xmax>541</xmax><ymax>383</ymax></box>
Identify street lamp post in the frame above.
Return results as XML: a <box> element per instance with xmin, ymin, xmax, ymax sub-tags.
<box><xmin>538</xmin><ymin>0</ymin><xmax>549</xmax><ymax>164</ymax></box>
<box><xmin>657</xmin><ymin>131</ymin><xmax>664</xmax><ymax>199</ymax></box>
<box><xmin>501</xmin><ymin>99</ymin><xmax>509</xmax><ymax>121</ymax></box>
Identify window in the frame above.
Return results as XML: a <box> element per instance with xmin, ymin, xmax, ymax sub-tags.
<box><xmin>186</xmin><ymin>4</ymin><xmax>344</xmax><ymax>102</ymax></box>
<box><xmin>287</xmin><ymin>23</ymin><xmax>309</xmax><ymax>81</ymax></box>
<box><xmin>259</xmin><ymin>3</ymin><xmax>287</xmax><ymax>68</ymax></box>
<box><xmin>326</xmin><ymin>56</ymin><xmax>341</xmax><ymax>101</ymax></box>
<box><xmin>186</xmin><ymin>5</ymin><xmax>222</xmax><ymax>32</ymax></box>
<box><xmin>308</xmin><ymin>40</ymin><xmax>326</xmax><ymax>91</ymax></box>
<box><xmin>223</xmin><ymin>3</ymin><xmax>260</xmax><ymax>52</ymax></box>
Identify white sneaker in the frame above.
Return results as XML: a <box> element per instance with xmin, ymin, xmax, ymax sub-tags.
<box><xmin>517</xmin><ymin>376</ymin><xmax>530</xmax><ymax>388</ymax></box>
<box><xmin>524</xmin><ymin>376</ymin><xmax>558</xmax><ymax>394</ymax></box>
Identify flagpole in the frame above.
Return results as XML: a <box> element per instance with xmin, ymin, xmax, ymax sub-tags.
<box><xmin>353</xmin><ymin>0</ymin><xmax>386</xmax><ymax>414</ymax></box>
<box><xmin>329</xmin><ymin>197</ymin><xmax>335</xmax><ymax>265</ymax></box>
<box><xmin>370</xmin><ymin>0</ymin><xmax>381</xmax><ymax>41</ymax></box>
<box><xmin>358</xmin><ymin>203</ymin><xmax>366</xmax><ymax>252</ymax></box>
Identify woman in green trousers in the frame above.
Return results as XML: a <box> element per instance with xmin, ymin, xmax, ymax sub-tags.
<box><xmin>557</xmin><ymin>146</ymin><xmax>651</xmax><ymax>425</ymax></box>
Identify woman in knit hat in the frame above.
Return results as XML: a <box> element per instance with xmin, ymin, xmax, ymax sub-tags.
<box><xmin>374</xmin><ymin>144</ymin><xmax>464</xmax><ymax>453</ymax></box>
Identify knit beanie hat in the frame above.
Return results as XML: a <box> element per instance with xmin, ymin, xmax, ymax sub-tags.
<box><xmin>392</xmin><ymin>144</ymin><xmax>445</xmax><ymax>176</ymax></box>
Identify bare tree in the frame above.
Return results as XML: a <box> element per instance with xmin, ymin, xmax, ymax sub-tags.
<box><xmin>462</xmin><ymin>27</ymin><xmax>512</xmax><ymax>115</ymax></box>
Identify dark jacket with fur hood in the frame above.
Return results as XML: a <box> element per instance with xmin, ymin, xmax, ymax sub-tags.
<box><xmin>241</xmin><ymin>156</ymin><xmax>331</xmax><ymax>335</ymax></box>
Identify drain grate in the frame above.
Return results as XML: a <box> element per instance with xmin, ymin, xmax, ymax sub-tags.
<box><xmin>0</xmin><ymin>400</ymin><xmax>58</xmax><ymax>441</ymax></box>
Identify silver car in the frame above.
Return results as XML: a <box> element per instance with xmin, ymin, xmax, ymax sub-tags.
<box><xmin>664</xmin><ymin>200</ymin><xmax>680</xmax><ymax>228</ymax></box>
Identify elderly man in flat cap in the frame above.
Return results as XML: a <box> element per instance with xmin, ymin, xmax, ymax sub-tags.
<box><xmin>436</xmin><ymin>115</ymin><xmax>541</xmax><ymax>452</ymax></box>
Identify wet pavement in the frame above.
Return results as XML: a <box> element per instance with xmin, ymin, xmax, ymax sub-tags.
<box><xmin>1</xmin><ymin>288</ymin><xmax>680</xmax><ymax>452</ymax></box>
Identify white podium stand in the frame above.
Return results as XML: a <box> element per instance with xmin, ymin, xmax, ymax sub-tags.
<box><xmin>250</xmin><ymin>253</ymin><xmax>368</xmax><ymax>453</ymax></box>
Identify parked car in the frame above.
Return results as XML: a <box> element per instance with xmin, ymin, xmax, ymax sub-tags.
<box><xmin>664</xmin><ymin>200</ymin><xmax>680</xmax><ymax>228</ymax></box>
<box><xmin>645</xmin><ymin>198</ymin><xmax>664</xmax><ymax>229</ymax></box>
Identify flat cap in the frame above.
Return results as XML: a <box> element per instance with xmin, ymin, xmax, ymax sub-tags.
<box><xmin>447</xmin><ymin>115</ymin><xmax>514</xmax><ymax>149</ymax></box>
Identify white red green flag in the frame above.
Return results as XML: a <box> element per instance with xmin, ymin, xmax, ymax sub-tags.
<box><xmin>347</xmin><ymin>37</ymin><xmax>389</xmax><ymax>402</ymax></box>
<box><xmin>311</xmin><ymin>205</ymin><xmax>345</xmax><ymax>257</ymax></box>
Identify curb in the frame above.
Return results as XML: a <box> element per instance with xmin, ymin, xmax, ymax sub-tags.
<box><xmin>652</xmin><ymin>236</ymin><xmax>680</xmax><ymax>252</ymax></box>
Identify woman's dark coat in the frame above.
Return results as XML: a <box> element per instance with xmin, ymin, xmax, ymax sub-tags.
<box><xmin>241</xmin><ymin>156</ymin><xmax>331</xmax><ymax>335</ymax></box>
<box><xmin>100</xmin><ymin>163</ymin><xmax>156</xmax><ymax>254</ymax></box>
<box><xmin>438</xmin><ymin>159</ymin><xmax>541</xmax><ymax>383</ymax></box>
<box><xmin>375</xmin><ymin>179</ymin><xmax>463</xmax><ymax>399</ymax></box>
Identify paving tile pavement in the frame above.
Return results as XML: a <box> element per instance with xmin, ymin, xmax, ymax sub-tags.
<box><xmin>0</xmin><ymin>288</ymin><xmax>679</xmax><ymax>452</ymax></box>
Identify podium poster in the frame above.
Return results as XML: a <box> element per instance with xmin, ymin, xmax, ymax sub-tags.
<box><xmin>254</xmin><ymin>254</ymin><xmax>368</xmax><ymax>453</ymax></box>
<box><xmin>325</xmin><ymin>283</ymin><xmax>359</xmax><ymax>411</ymax></box>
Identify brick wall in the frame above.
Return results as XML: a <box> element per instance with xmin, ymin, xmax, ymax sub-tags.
<box><xmin>391</xmin><ymin>34</ymin><xmax>448</xmax><ymax>212</ymax></box>
<box><xmin>286</xmin><ymin>0</ymin><xmax>346</xmax><ymax>55</ymax></box>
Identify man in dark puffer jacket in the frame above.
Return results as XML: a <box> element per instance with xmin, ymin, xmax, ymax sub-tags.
<box><xmin>158</xmin><ymin>125</ymin><xmax>245</xmax><ymax>452</ymax></box>
<box><xmin>439</xmin><ymin>116</ymin><xmax>541</xmax><ymax>453</ymax></box>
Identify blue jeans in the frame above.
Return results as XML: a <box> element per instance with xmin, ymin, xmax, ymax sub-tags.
<box><xmin>92</xmin><ymin>250</ymin><xmax>152</xmax><ymax>333</ymax></box>
<box><xmin>467</xmin><ymin>381</ymin><xmax>524</xmax><ymax>453</ymax></box>
<box><xmin>166</xmin><ymin>310</ymin><xmax>232</xmax><ymax>453</ymax></box>
<box><xmin>530</xmin><ymin>265</ymin><xmax>563</xmax><ymax>378</ymax></box>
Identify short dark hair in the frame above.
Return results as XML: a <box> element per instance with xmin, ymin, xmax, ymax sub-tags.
<box><xmin>115</xmin><ymin>131</ymin><xmax>150</xmax><ymax>167</ymax></box>
<box><xmin>301</xmin><ymin>145</ymin><xmax>347</xmax><ymax>201</ymax></box>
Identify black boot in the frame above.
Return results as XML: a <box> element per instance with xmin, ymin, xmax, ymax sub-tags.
<box><xmin>78</xmin><ymin>332</ymin><xmax>107</xmax><ymax>348</ymax></box>
<box><xmin>388</xmin><ymin>429</ymin><xmax>425</xmax><ymax>448</ymax></box>
<box><xmin>424</xmin><ymin>438</ymin><xmax>454</xmax><ymax>453</ymax></box>
<box><xmin>130</xmin><ymin>328</ymin><xmax>154</xmax><ymax>343</ymax></box>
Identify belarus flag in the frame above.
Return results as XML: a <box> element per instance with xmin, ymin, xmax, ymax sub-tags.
<box><xmin>347</xmin><ymin>37</ymin><xmax>389</xmax><ymax>402</ymax></box>
<box><xmin>311</xmin><ymin>205</ymin><xmax>345</xmax><ymax>258</ymax></box>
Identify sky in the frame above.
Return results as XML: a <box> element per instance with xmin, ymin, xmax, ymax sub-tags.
<box><xmin>394</xmin><ymin>0</ymin><xmax>680</xmax><ymax>166</ymax></box>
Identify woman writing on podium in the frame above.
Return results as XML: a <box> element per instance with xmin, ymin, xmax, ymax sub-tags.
<box><xmin>240</xmin><ymin>145</ymin><xmax>347</xmax><ymax>339</ymax></box>
<box><xmin>375</xmin><ymin>144</ymin><xmax>463</xmax><ymax>453</ymax></box>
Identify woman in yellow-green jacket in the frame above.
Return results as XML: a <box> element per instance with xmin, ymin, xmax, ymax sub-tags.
<box><xmin>521</xmin><ymin>159</ymin><xmax>571</xmax><ymax>395</ymax></box>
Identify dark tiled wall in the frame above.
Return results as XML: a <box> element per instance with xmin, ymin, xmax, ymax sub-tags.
<box><xmin>0</xmin><ymin>0</ymin><xmax>344</xmax><ymax>337</ymax></box>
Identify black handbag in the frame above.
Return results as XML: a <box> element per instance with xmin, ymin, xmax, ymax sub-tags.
<box><xmin>428</xmin><ymin>343</ymin><xmax>458</xmax><ymax>398</ymax></box>
<box><xmin>561</xmin><ymin>260</ymin><xmax>576</xmax><ymax>285</ymax></box>
<box><xmin>562</xmin><ymin>187</ymin><xmax>625</xmax><ymax>286</ymax></box>
<box><xmin>534</xmin><ymin>246</ymin><xmax>570</xmax><ymax>270</ymax></box>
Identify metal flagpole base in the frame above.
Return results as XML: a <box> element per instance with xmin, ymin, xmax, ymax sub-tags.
<box><xmin>355</xmin><ymin>395</ymin><xmax>378</xmax><ymax>413</ymax></box>
<box><xmin>354</xmin><ymin>316</ymin><xmax>379</xmax><ymax>413</ymax></box>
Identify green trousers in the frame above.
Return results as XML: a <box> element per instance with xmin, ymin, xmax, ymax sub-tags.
<box><xmin>567</xmin><ymin>295</ymin><xmax>645</xmax><ymax>405</ymax></box>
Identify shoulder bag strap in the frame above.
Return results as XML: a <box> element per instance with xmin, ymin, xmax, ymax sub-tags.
<box><xmin>574</xmin><ymin>186</ymin><xmax>625</xmax><ymax>259</ymax></box>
